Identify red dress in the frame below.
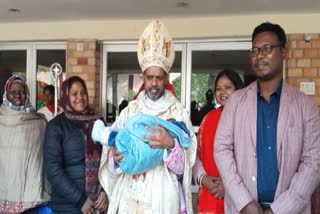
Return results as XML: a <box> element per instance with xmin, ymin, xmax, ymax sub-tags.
<box><xmin>197</xmin><ymin>107</ymin><xmax>224</xmax><ymax>214</ymax></box>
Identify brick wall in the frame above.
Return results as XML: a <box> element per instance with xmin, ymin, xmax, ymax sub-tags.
<box><xmin>66</xmin><ymin>39</ymin><xmax>101</xmax><ymax>112</ymax></box>
<box><xmin>286</xmin><ymin>34</ymin><xmax>320</xmax><ymax>109</ymax></box>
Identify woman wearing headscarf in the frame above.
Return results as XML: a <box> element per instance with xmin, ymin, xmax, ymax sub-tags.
<box><xmin>44</xmin><ymin>76</ymin><xmax>107</xmax><ymax>214</ymax></box>
<box><xmin>193</xmin><ymin>69</ymin><xmax>244</xmax><ymax>214</ymax></box>
<box><xmin>0</xmin><ymin>75</ymin><xmax>49</xmax><ymax>213</ymax></box>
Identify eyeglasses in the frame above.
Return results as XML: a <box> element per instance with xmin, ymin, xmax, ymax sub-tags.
<box><xmin>249</xmin><ymin>44</ymin><xmax>282</xmax><ymax>57</ymax></box>
<box><xmin>8</xmin><ymin>90</ymin><xmax>26</xmax><ymax>97</ymax></box>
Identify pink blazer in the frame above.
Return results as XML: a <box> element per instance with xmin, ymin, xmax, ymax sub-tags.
<box><xmin>214</xmin><ymin>81</ymin><xmax>320</xmax><ymax>214</ymax></box>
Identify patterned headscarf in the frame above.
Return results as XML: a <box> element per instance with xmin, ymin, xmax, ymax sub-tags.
<box><xmin>2</xmin><ymin>75</ymin><xmax>35</xmax><ymax>112</ymax></box>
<box><xmin>60</xmin><ymin>76</ymin><xmax>97</xmax><ymax>119</ymax></box>
<box><xmin>60</xmin><ymin>76</ymin><xmax>103</xmax><ymax>201</ymax></box>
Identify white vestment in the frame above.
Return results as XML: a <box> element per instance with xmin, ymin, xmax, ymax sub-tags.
<box><xmin>37</xmin><ymin>106</ymin><xmax>63</xmax><ymax>121</ymax></box>
<box><xmin>99</xmin><ymin>90</ymin><xmax>197</xmax><ymax>214</ymax></box>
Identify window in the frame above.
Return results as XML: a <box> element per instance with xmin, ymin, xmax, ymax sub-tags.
<box><xmin>0</xmin><ymin>47</ymin><xmax>28</xmax><ymax>105</ymax></box>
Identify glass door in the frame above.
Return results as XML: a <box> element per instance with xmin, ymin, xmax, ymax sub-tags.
<box><xmin>0</xmin><ymin>44</ymin><xmax>31</xmax><ymax>105</ymax></box>
<box><xmin>33</xmin><ymin>43</ymin><xmax>66</xmax><ymax>110</ymax></box>
<box><xmin>186</xmin><ymin>39</ymin><xmax>253</xmax><ymax>128</ymax></box>
<box><xmin>0</xmin><ymin>42</ymin><xmax>66</xmax><ymax>107</ymax></box>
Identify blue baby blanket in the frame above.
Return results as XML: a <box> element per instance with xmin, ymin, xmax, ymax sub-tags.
<box><xmin>109</xmin><ymin>114</ymin><xmax>191</xmax><ymax>175</ymax></box>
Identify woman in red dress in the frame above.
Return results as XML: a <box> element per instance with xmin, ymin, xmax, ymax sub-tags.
<box><xmin>193</xmin><ymin>68</ymin><xmax>244</xmax><ymax>214</ymax></box>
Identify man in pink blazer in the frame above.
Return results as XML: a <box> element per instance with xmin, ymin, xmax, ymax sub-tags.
<box><xmin>215</xmin><ymin>22</ymin><xmax>320</xmax><ymax>214</ymax></box>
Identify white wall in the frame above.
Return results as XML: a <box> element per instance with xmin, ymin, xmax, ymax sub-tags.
<box><xmin>0</xmin><ymin>13</ymin><xmax>320</xmax><ymax>41</ymax></box>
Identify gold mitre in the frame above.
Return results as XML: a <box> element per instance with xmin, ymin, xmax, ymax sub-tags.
<box><xmin>138</xmin><ymin>20</ymin><xmax>175</xmax><ymax>73</ymax></box>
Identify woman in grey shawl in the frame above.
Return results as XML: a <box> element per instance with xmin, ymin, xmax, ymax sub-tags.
<box><xmin>0</xmin><ymin>75</ymin><xmax>49</xmax><ymax>213</ymax></box>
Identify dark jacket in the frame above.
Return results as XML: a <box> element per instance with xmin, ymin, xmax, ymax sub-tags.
<box><xmin>44</xmin><ymin>113</ymin><xmax>87</xmax><ymax>214</ymax></box>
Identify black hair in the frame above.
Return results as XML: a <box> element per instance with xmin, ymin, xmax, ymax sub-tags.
<box><xmin>205</xmin><ymin>89</ymin><xmax>214</xmax><ymax>102</ymax></box>
<box><xmin>191</xmin><ymin>100</ymin><xmax>197</xmax><ymax>108</ymax></box>
<box><xmin>214</xmin><ymin>68</ymin><xmax>244</xmax><ymax>93</ymax></box>
<box><xmin>67</xmin><ymin>76</ymin><xmax>88</xmax><ymax>94</ymax></box>
<box><xmin>43</xmin><ymin>85</ymin><xmax>55</xmax><ymax>95</ymax></box>
<box><xmin>252</xmin><ymin>22</ymin><xmax>287</xmax><ymax>48</ymax></box>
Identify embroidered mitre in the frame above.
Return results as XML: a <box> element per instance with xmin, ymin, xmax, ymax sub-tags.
<box><xmin>138</xmin><ymin>20</ymin><xmax>175</xmax><ymax>73</ymax></box>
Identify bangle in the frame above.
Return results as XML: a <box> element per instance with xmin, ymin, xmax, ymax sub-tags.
<box><xmin>199</xmin><ymin>174</ymin><xmax>206</xmax><ymax>187</ymax></box>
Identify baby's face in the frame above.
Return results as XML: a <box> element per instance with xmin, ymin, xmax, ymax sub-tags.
<box><xmin>167</xmin><ymin>118</ymin><xmax>176</xmax><ymax>122</ymax></box>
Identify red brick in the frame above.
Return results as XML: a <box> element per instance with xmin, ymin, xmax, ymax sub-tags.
<box><xmin>87</xmin><ymin>89</ymin><xmax>95</xmax><ymax>97</ymax></box>
<box><xmin>292</xmin><ymin>49</ymin><xmax>303</xmax><ymax>58</ymax></box>
<box><xmin>297</xmin><ymin>59</ymin><xmax>311</xmax><ymax>67</ymax></box>
<box><xmin>82</xmin><ymin>41</ymin><xmax>89</xmax><ymax>50</ymax></box>
<box><xmin>73</xmin><ymin>51</ymin><xmax>84</xmax><ymax>57</ymax></box>
<box><xmin>84</xmin><ymin>50</ymin><xmax>95</xmax><ymax>57</ymax></box>
<box><xmin>67</xmin><ymin>50</ymin><xmax>75</xmax><ymax>58</ymax></box>
<box><xmin>311</xmin><ymin>59</ymin><xmax>320</xmax><ymax>67</ymax></box>
<box><xmin>303</xmin><ymin>68</ymin><xmax>318</xmax><ymax>77</ymax></box>
<box><xmin>67</xmin><ymin>58</ymin><xmax>77</xmax><ymax>65</ymax></box>
<box><xmin>88</xmin><ymin>58</ymin><xmax>96</xmax><ymax>65</ymax></box>
<box><xmin>286</xmin><ymin>78</ymin><xmax>298</xmax><ymax>87</ymax></box>
<box><xmin>304</xmin><ymin>49</ymin><xmax>319</xmax><ymax>58</ymax></box>
<box><xmin>70</xmin><ymin>65</ymin><xmax>83</xmax><ymax>73</ymax></box>
<box><xmin>311</xmin><ymin>39</ymin><xmax>320</xmax><ymax>48</ymax></box>
<box><xmin>77</xmin><ymin>57</ymin><xmax>88</xmax><ymax>65</ymax></box>
<box><xmin>288</xmin><ymin>68</ymin><xmax>303</xmax><ymax>77</ymax></box>
<box><xmin>297</xmin><ymin>77</ymin><xmax>313</xmax><ymax>83</ymax></box>
<box><xmin>287</xmin><ymin>59</ymin><xmax>296</xmax><ymax>68</ymax></box>
<box><xmin>289</xmin><ymin>77</ymin><xmax>312</xmax><ymax>88</ymax></box>
<box><xmin>67</xmin><ymin>42</ymin><xmax>76</xmax><ymax>50</ymax></box>
<box><xmin>289</xmin><ymin>40</ymin><xmax>297</xmax><ymax>48</ymax></box>
<box><xmin>314</xmin><ymin>78</ymin><xmax>320</xmax><ymax>86</ymax></box>
<box><xmin>86</xmin><ymin>80</ymin><xmax>95</xmax><ymax>89</ymax></box>
<box><xmin>66</xmin><ymin>39</ymin><xmax>101</xmax><ymax>111</ymax></box>
<box><xmin>87</xmin><ymin>72</ymin><xmax>97</xmax><ymax>81</ymax></box>
<box><xmin>297</xmin><ymin>40</ymin><xmax>312</xmax><ymax>48</ymax></box>
<box><xmin>88</xmin><ymin>41</ymin><xmax>97</xmax><ymax>50</ymax></box>
<box><xmin>83</xmin><ymin>65</ymin><xmax>96</xmax><ymax>73</ymax></box>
